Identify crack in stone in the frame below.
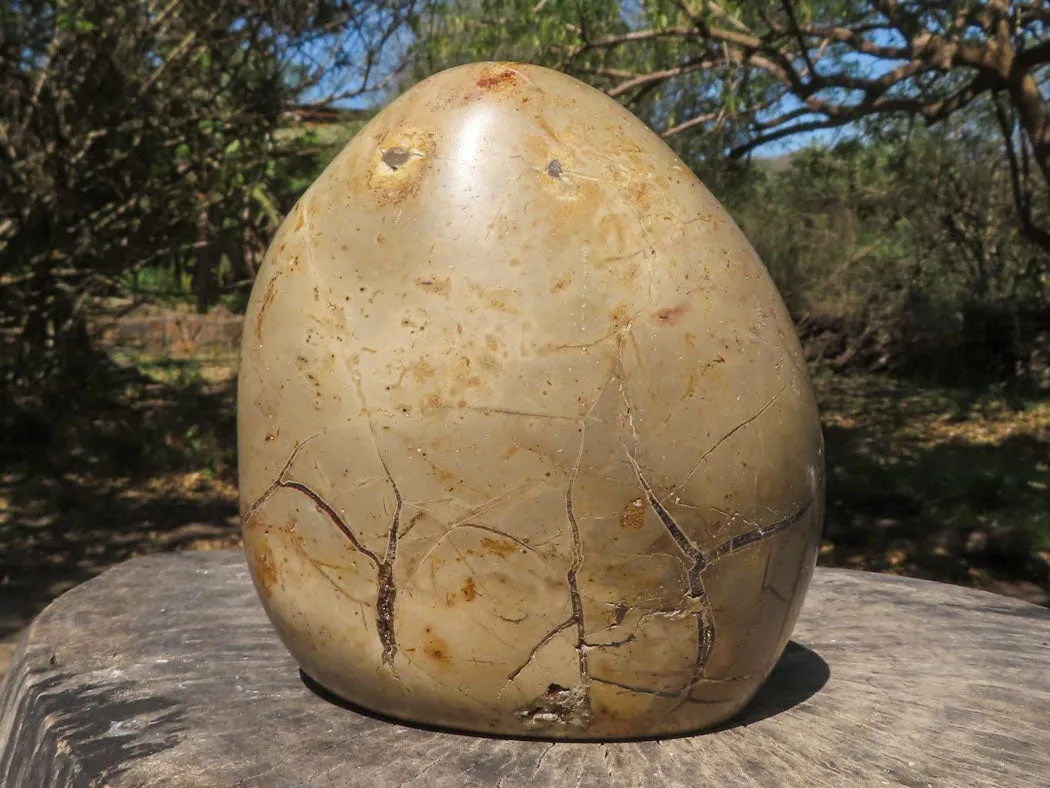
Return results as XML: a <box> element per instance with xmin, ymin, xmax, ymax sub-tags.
<box><xmin>563</xmin><ymin>422</ymin><xmax>592</xmax><ymax>721</ymax></box>
<box><xmin>299</xmin><ymin>201</ymin><xmax>324</xmax><ymax>295</ymax></box>
<box><xmin>592</xmin><ymin>670</ymin><xmax>759</xmax><ymax>701</ymax></box>
<box><xmin>244</xmin><ymin>438</ymin><xmax>382</xmax><ymax>567</ymax></box>
<box><xmin>544</xmin><ymin>328</ymin><xmax>623</xmax><ymax>352</ymax></box>
<box><xmin>666</xmin><ymin>384</ymin><xmax>787</xmax><ymax>500</ymax></box>
<box><xmin>614</xmin><ymin>326</ymin><xmax>643</xmax><ymax>455</ymax></box>
<box><xmin>395</xmin><ymin>510</ymin><xmax>425</xmax><ymax>541</ymax></box>
<box><xmin>626</xmin><ymin>448</ymin><xmax>813</xmax><ymax>709</ymax></box>
<box><xmin>582</xmin><ymin>601</ymin><xmax>633</xmax><ymax>640</ymax></box>
<box><xmin>623</xmin><ymin>448</ymin><xmax>705</xmax><ymax>580</ymax></box>
<box><xmin>584</xmin><ymin>633</ymin><xmax>636</xmax><ymax>649</ymax></box>
<box><xmin>243</xmin><ymin>426</ymin><xmax>405</xmax><ymax>666</ymax></box>
<box><xmin>468</xmin><ymin>405</ymin><xmax>578</xmax><ymax>421</ymax></box>
<box><xmin>724</xmin><ymin>323</ymin><xmax>806</xmax><ymax>379</ymax></box>
<box><xmin>758</xmin><ymin>550</ymin><xmax>792</xmax><ymax>605</ymax></box>
<box><xmin>503</xmin><ymin>619</ymin><xmax>576</xmax><ymax>687</ymax></box>
<box><xmin>620</xmin><ymin>184</ymin><xmax>658</xmax><ymax>310</ymax></box>
<box><xmin>485</xmin><ymin>167</ymin><xmax>530</xmax><ymax>238</ymax></box>
<box><xmin>591</xmin><ymin>674</ymin><xmax>680</xmax><ymax>698</ymax></box>
<box><xmin>705</xmin><ymin>498</ymin><xmax>812</xmax><ymax>566</ymax></box>
<box><xmin>276</xmin><ymin>478</ymin><xmax>382</xmax><ymax>565</ymax></box>
<box><xmin>403</xmin><ymin>486</ymin><xmax>547</xmax><ymax>584</ymax></box>
<box><xmin>372</xmin><ymin>441</ymin><xmax>403</xmax><ymax>665</ymax></box>
<box><xmin>282</xmin><ymin>527</ymin><xmax>372</xmax><ymax>622</ymax></box>
<box><xmin>502</xmin><ymin>421</ymin><xmax>593</xmax><ymax>727</ymax></box>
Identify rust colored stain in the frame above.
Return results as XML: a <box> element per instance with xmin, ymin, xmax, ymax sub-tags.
<box><xmin>549</xmin><ymin>272</ymin><xmax>573</xmax><ymax>294</ymax></box>
<box><xmin>481</xmin><ymin>536</ymin><xmax>517</xmax><ymax>558</ymax></box>
<box><xmin>365</xmin><ymin>130</ymin><xmax>435</xmax><ymax>207</ymax></box>
<box><xmin>654</xmin><ymin>302</ymin><xmax>690</xmax><ymax>326</ymax></box>
<box><xmin>255</xmin><ymin>274</ymin><xmax>280</xmax><ymax>340</ymax></box>
<box><xmin>424</xmin><ymin>632</ymin><xmax>451</xmax><ymax>663</ymax></box>
<box><xmin>620</xmin><ymin>498</ymin><xmax>646</xmax><ymax>530</ymax></box>
<box><xmin>462</xmin><ymin>577</ymin><xmax>478</xmax><ymax>602</ymax></box>
<box><xmin>247</xmin><ymin>535</ymin><xmax>279</xmax><ymax>598</ymax></box>
<box><xmin>609</xmin><ymin>303</ymin><xmax>631</xmax><ymax>328</ymax></box>
<box><xmin>476</xmin><ymin>66</ymin><xmax>522</xmax><ymax>90</ymax></box>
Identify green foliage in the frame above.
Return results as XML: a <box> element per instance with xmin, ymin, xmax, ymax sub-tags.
<box><xmin>0</xmin><ymin>0</ymin><xmax>411</xmax><ymax>390</ymax></box>
<box><xmin>726</xmin><ymin>121</ymin><xmax>1049</xmax><ymax>382</ymax></box>
<box><xmin>412</xmin><ymin>0</ymin><xmax>624</xmax><ymax>73</ymax></box>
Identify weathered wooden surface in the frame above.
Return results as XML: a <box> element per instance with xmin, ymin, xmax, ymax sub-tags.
<box><xmin>0</xmin><ymin>552</ymin><xmax>1047</xmax><ymax>787</ymax></box>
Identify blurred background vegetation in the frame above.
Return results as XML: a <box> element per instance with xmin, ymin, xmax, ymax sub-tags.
<box><xmin>1</xmin><ymin>0</ymin><xmax>1048</xmax><ymax>667</ymax></box>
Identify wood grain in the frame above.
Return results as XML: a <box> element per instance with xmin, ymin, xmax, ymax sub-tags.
<box><xmin>0</xmin><ymin>551</ymin><xmax>1047</xmax><ymax>787</ymax></box>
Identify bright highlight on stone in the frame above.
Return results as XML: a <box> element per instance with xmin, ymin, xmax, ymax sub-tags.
<box><xmin>238</xmin><ymin>62</ymin><xmax>824</xmax><ymax>739</ymax></box>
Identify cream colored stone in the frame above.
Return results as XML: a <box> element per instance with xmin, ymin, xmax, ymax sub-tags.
<box><xmin>238</xmin><ymin>62</ymin><xmax>824</xmax><ymax>739</ymax></box>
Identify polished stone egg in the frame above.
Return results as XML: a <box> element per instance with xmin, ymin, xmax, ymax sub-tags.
<box><xmin>238</xmin><ymin>62</ymin><xmax>824</xmax><ymax>739</ymax></box>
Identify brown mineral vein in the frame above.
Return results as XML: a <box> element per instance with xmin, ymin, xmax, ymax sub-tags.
<box><xmin>627</xmin><ymin>442</ymin><xmax>814</xmax><ymax>709</ymax></box>
<box><xmin>500</xmin><ymin>421</ymin><xmax>593</xmax><ymax>722</ymax></box>
<box><xmin>584</xmin><ymin>633</ymin><xmax>636</xmax><ymax>649</ymax></box>
<box><xmin>243</xmin><ymin>437</ymin><xmax>382</xmax><ymax>568</ymax></box>
<box><xmin>372</xmin><ymin>440</ymin><xmax>403</xmax><ymax>665</ymax></box>
<box><xmin>563</xmin><ymin>422</ymin><xmax>591</xmax><ymax>716</ymax></box>
<box><xmin>624</xmin><ymin>449</ymin><xmax>706</xmax><ymax>581</ymax></box>
<box><xmin>277</xmin><ymin>479</ymin><xmax>382</xmax><ymax>566</ymax></box>
<box><xmin>705</xmin><ymin>497</ymin><xmax>812</xmax><ymax>565</ymax></box>
<box><xmin>624</xmin><ymin>447</ymin><xmax>715</xmax><ymax>708</ymax></box>
<box><xmin>243</xmin><ymin>425</ymin><xmax>406</xmax><ymax>666</ymax></box>
<box><xmin>758</xmin><ymin>550</ymin><xmax>792</xmax><ymax>604</ymax></box>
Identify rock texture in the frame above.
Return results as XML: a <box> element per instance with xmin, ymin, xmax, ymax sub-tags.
<box><xmin>2</xmin><ymin>553</ymin><xmax>1049</xmax><ymax>787</ymax></box>
<box><xmin>238</xmin><ymin>62</ymin><xmax>824</xmax><ymax>738</ymax></box>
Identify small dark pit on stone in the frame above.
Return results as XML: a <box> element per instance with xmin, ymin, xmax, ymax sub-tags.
<box><xmin>382</xmin><ymin>148</ymin><xmax>412</xmax><ymax>170</ymax></box>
